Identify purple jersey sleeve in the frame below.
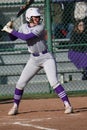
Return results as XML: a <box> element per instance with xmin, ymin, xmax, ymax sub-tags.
<box><xmin>9</xmin><ymin>33</ymin><xmax>18</xmax><ymax>41</ymax></box>
<box><xmin>11</xmin><ymin>30</ymin><xmax>37</xmax><ymax>40</ymax></box>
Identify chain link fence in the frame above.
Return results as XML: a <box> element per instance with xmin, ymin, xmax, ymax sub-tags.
<box><xmin>0</xmin><ymin>0</ymin><xmax>87</xmax><ymax>98</ymax></box>
<box><xmin>51</xmin><ymin>0</ymin><xmax>87</xmax><ymax>94</ymax></box>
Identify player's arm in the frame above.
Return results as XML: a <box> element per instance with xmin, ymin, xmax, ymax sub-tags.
<box><xmin>11</xmin><ymin>30</ymin><xmax>37</xmax><ymax>40</ymax></box>
<box><xmin>9</xmin><ymin>33</ymin><xmax>18</xmax><ymax>41</ymax></box>
<box><xmin>2</xmin><ymin>25</ymin><xmax>37</xmax><ymax>41</ymax></box>
<box><xmin>1</xmin><ymin>22</ymin><xmax>43</xmax><ymax>40</ymax></box>
<box><xmin>10</xmin><ymin>24</ymin><xmax>44</xmax><ymax>40</ymax></box>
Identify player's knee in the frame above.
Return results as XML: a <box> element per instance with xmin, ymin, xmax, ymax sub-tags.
<box><xmin>16</xmin><ymin>82</ymin><xmax>26</xmax><ymax>90</ymax></box>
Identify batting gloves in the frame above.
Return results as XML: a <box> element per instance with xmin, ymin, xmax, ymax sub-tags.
<box><xmin>6</xmin><ymin>21</ymin><xmax>13</xmax><ymax>28</ymax></box>
<box><xmin>1</xmin><ymin>25</ymin><xmax>13</xmax><ymax>33</ymax></box>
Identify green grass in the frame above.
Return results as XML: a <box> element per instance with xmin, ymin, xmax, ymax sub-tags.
<box><xmin>0</xmin><ymin>90</ymin><xmax>87</xmax><ymax>102</ymax></box>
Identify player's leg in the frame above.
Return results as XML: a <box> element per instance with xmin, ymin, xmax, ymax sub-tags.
<box><xmin>8</xmin><ymin>58</ymin><xmax>41</xmax><ymax>115</ymax></box>
<box><xmin>53</xmin><ymin>84</ymin><xmax>73</xmax><ymax>114</ymax></box>
<box><xmin>43</xmin><ymin>58</ymin><xmax>73</xmax><ymax>114</ymax></box>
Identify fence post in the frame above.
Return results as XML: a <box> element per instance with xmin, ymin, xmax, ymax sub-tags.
<box><xmin>45</xmin><ymin>0</ymin><xmax>53</xmax><ymax>93</ymax></box>
<box><xmin>45</xmin><ymin>0</ymin><xmax>53</xmax><ymax>52</ymax></box>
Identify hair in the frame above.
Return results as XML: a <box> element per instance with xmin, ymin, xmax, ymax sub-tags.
<box><xmin>74</xmin><ymin>20</ymin><xmax>85</xmax><ymax>33</ymax></box>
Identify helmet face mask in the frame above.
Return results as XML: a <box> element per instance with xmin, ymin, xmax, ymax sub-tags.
<box><xmin>25</xmin><ymin>8</ymin><xmax>41</xmax><ymax>23</ymax></box>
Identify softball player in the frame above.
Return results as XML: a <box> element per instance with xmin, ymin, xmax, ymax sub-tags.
<box><xmin>2</xmin><ymin>7</ymin><xmax>73</xmax><ymax>115</ymax></box>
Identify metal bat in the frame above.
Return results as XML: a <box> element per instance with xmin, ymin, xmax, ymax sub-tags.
<box><xmin>12</xmin><ymin>0</ymin><xmax>34</xmax><ymax>22</ymax></box>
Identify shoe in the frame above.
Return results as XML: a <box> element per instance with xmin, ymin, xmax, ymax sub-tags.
<box><xmin>64</xmin><ymin>106</ymin><xmax>73</xmax><ymax>114</ymax></box>
<box><xmin>8</xmin><ymin>107</ymin><xmax>18</xmax><ymax>115</ymax></box>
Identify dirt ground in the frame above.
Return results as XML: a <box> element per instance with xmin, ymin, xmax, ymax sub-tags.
<box><xmin>0</xmin><ymin>97</ymin><xmax>87</xmax><ymax>130</ymax></box>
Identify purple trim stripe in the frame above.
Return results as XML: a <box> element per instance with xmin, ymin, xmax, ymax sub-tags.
<box><xmin>11</xmin><ymin>30</ymin><xmax>37</xmax><ymax>40</ymax></box>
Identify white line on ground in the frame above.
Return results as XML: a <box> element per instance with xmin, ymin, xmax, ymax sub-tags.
<box><xmin>14</xmin><ymin>122</ymin><xmax>58</xmax><ymax>130</ymax></box>
<box><xmin>0</xmin><ymin>117</ymin><xmax>58</xmax><ymax>130</ymax></box>
<box><xmin>0</xmin><ymin>114</ymin><xmax>81</xmax><ymax>129</ymax></box>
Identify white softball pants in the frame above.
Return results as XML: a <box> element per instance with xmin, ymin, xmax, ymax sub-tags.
<box><xmin>16</xmin><ymin>52</ymin><xmax>59</xmax><ymax>90</ymax></box>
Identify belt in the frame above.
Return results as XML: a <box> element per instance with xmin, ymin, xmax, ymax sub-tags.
<box><xmin>32</xmin><ymin>50</ymin><xmax>48</xmax><ymax>56</ymax></box>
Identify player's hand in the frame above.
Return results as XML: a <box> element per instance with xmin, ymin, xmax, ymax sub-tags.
<box><xmin>1</xmin><ymin>25</ymin><xmax>13</xmax><ymax>33</ymax></box>
<box><xmin>6</xmin><ymin>21</ymin><xmax>13</xmax><ymax>28</ymax></box>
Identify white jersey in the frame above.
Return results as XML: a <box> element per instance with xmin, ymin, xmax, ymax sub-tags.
<box><xmin>18</xmin><ymin>23</ymin><xmax>47</xmax><ymax>53</ymax></box>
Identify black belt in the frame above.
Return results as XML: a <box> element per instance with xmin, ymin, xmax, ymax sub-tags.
<box><xmin>32</xmin><ymin>50</ymin><xmax>48</xmax><ymax>56</ymax></box>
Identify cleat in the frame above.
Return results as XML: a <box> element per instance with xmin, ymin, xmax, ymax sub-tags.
<box><xmin>64</xmin><ymin>106</ymin><xmax>73</xmax><ymax>114</ymax></box>
<box><xmin>8</xmin><ymin>107</ymin><xmax>18</xmax><ymax>115</ymax></box>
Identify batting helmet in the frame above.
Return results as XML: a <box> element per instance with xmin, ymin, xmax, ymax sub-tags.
<box><xmin>25</xmin><ymin>8</ymin><xmax>41</xmax><ymax>22</ymax></box>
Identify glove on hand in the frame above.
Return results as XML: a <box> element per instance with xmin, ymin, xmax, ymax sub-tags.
<box><xmin>6</xmin><ymin>21</ymin><xmax>13</xmax><ymax>28</ymax></box>
<box><xmin>1</xmin><ymin>25</ymin><xmax>13</xmax><ymax>33</ymax></box>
